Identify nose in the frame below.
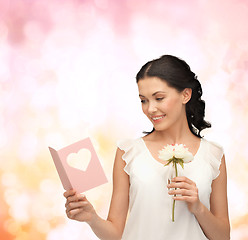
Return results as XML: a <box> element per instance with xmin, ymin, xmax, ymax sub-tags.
<box><xmin>147</xmin><ymin>101</ymin><xmax>157</xmax><ymax>114</ymax></box>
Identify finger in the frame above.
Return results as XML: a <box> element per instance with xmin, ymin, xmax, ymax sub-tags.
<box><xmin>66</xmin><ymin>201</ymin><xmax>88</xmax><ymax>212</ymax></box>
<box><xmin>65</xmin><ymin>195</ymin><xmax>79</xmax><ymax>207</ymax></box>
<box><xmin>168</xmin><ymin>188</ymin><xmax>195</xmax><ymax>196</ymax></box>
<box><xmin>171</xmin><ymin>176</ymin><xmax>196</xmax><ymax>186</ymax></box>
<box><xmin>168</xmin><ymin>181</ymin><xmax>193</xmax><ymax>190</ymax></box>
<box><xmin>172</xmin><ymin>195</ymin><xmax>198</xmax><ymax>203</ymax></box>
<box><xmin>77</xmin><ymin>194</ymin><xmax>87</xmax><ymax>201</ymax></box>
<box><xmin>67</xmin><ymin>208</ymin><xmax>83</xmax><ymax>219</ymax></box>
<box><xmin>64</xmin><ymin>189</ymin><xmax>76</xmax><ymax>198</ymax></box>
<box><xmin>65</xmin><ymin>194</ymin><xmax>86</xmax><ymax>207</ymax></box>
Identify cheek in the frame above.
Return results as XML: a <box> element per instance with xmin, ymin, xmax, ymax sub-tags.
<box><xmin>142</xmin><ymin>105</ymin><xmax>148</xmax><ymax>114</ymax></box>
<box><xmin>163</xmin><ymin>99</ymin><xmax>175</xmax><ymax>110</ymax></box>
<box><xmin>164</xmin><ymin>97</ymin><xmax>182</xmax><ymax>112</ymax></box>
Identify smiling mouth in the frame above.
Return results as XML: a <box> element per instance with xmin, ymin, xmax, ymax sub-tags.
<box><xmin>151</xmin><ymin>115</ymin><xmax>166</xmax><ymax>121</ymax></box>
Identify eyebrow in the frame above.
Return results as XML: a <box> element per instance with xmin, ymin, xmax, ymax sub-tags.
<box><xmin>139</xmin><ymin>91</ymin><xmax>166</xmax><ymax>97</ymax></box>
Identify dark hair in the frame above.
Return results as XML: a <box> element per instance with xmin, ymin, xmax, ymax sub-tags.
<box><xmin>136</xmin><ymin>55</ymin><xmax>211</xmax><ymax>138</ymax></box>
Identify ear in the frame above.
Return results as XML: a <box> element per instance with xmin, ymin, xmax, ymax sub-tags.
<box><xmin>182</xmin><ymin>88</ymin><xmax>192</xmax><ymax>104</ymax></box>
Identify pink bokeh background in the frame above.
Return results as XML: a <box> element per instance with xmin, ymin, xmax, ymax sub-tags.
<box><xmin>1</xmin><ymin>0</ymin><xmax>248</xmax><ymax>239</ymax></box>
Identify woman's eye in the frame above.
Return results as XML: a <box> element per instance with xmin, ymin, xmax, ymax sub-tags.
<box><xmin>156</xmin><ymin>97</ymin><xmax>164</xmax><ymax>101</ymax></box>
<box><xmin>141</xmin><ymin>99</ymin><xmax>147</xmax><ymax>103</ymax></box>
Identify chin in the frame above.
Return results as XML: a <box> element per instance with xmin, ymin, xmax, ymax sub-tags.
<box><xmin>154</xmin><ymin>125</ymin><xmax>168</xmax><ymax>132</ymax></box>
<box><xmin>154</xmin><ymin>120</ymin><xmax>174</xmax><ymax>130</ymax></box>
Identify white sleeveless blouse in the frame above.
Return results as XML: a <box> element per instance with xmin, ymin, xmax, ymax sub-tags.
<box><xmin>117</xmin><ymin>137</ymin><xmax>224</xmax><ymax>240</ymax></box>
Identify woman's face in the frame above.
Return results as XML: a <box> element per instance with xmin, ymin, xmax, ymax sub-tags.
<box><xmin>137</xmin><ymin>77</ymin><xmax>189</xmax><ymax>132</ymax></box>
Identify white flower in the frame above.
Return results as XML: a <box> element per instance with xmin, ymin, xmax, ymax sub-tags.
<box><xmin>173</xmin><ymin>144</ymin><xmax>194</xmax><ymax>163</ymax></box>
<box><xmin>158</xmin><ymin>144</ymin><xmax>194</xmax><ymax>164</ymax></box>
<box><xmin>158</xmin><ymin>143</ymin><xmax>194</xmax><ymax>222</ymax></box>
<box><xmin>158</xmin><ymin>145</ymin><xmax>175</xmax><ymax>161</ymax></box>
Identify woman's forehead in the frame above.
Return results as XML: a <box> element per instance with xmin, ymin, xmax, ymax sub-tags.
<box><xmin>137</xmin><ymin>77</ymin><xmax>171</xmax><ymax>94</ymax></box>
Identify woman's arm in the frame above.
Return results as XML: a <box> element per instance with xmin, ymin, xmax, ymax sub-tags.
<box><xmin>168</xmin><ymin>155</ymin><xmax>230</xmax><ymax>240</ymax></box>
<box><xmin>64</xmin><ymin>147</ymin><xmax>129</xmax><ymax>240</ymax></box>
<box><xmin>89</xmin><ymin>147</ymin><xmax>129</xmax><ymax>239</ymax></box>
<box><xmin>194</xmin><ymin>155</ymin><xmax>230</xmax><ymax>239</ymax></box>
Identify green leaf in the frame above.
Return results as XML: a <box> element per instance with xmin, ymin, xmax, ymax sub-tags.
<box><xmin>177</xmin><ymin>159</ymin><xmax>184</xmax><ymax>169</ymax></box>
<box><xmin>164</xmin><ymin>158</ymin><xmax>174</xmax><ymax>166</ymax></box>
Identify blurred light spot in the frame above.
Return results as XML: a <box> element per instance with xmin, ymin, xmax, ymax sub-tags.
<box><xmin>35</xmin><ymin>220</ymin><xmax>51</xmax><ymax>234</ymax></box>
<box><xmin>24</xmin><ymin>21</ymin><xmax>44</xmax><ymax>42</ymax></box>
<box><xmin>228</xmin><ymin>180</ymin><xmax>246</xmax><ymax>219</ymax></box>
<box><xmin>58</xmin><ymin>106</ymin><xmax>82</xmax><ymax>129</ymax></box>
<box><xmin>94</xmin><ymin>0</ymin><xmax>109</xmax><ymax>9</ymax></box>
<box><xmin>0</xmin><ymin>56</ymin><xmax>10</xmax><ymax>81</ymax></box>
<box><xmin>4</xmin><ymin>188</ymin><xmax>20</xmax><ymax>205</ymax></box>
<box><xmin>8</xmin><ymin>193</ymin><xmax>30</xmax><ymax>223</ymax></box>
<box><xmin>40</xmin><ymin>179</ymin><xmax>58</xmax><ymax>194</ymax></box>
<box><xmin>30</xmin><ymin>84</ymin><xmax>56</xmax><ymax>110</ymax></box>
<box><xmin>45</xmin><ymin>132</ymin><xmax>65</xmax><ymax>149</ymax></box>
<box><xmin>14</xmin><ymin>231</ymin><xmax>29</xmax><ymax>240</ymax></box>
<box><xmin>231</xmin><ymin>225</ymin><xmax>248</xmax><ymax>240</ymax></box>
<box><xmin>4</xmin><ymin>219</ymin><xmax>21</xmax><ymax>235</ymax></box>
<box><xmin>39</xmin><ymin>114</ymin><xmax>54</xmax><ymax>129</ymax></box>
<box><xmin>0</xmin><ymin>20</ymin><xmax>8</xmax><ymax>42</ymax></box>
<box><xmin>18</xmin><ymin>133</ymin><xmax>38</xmax><ymax>163</ymax></box>
<box><xmin>77</xmin><ymin>3</ymin><xmax>96</xmax><ymax>20</ymax></box>
<box><xmin>1</xmin><ymin>172</ymin><xmax>18</xmax><ymax>187</ymax></box>
<box><xmin>47</xmin><ymin>221</ymin><xmax>86</xmax><ymax>240</ymax></box>
<box><xmin>25</xmin><ymin>59</ymin><xmax>43</xmax><ymax>78</ymax></box>
<box><xmin>0</xmin><ymin>126</ymin><xmax>7</xmax><ymax>149</ymax></box>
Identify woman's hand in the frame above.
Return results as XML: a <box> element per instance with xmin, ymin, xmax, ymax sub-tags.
<box><xmin>167</xmin><ymin>176</ymin><xmax>203</xmax><ymax>215</ymax></box>
<box><xmin>64</xmin><ymin>189</ymin><xmax>97</xmax><ymax>224</ymax></box>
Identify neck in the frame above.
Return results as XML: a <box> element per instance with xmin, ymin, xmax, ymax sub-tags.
<box><xmin>153</xmin><ymin>115</ymin><xmax>193</xmax><ymax>144</ymax></box>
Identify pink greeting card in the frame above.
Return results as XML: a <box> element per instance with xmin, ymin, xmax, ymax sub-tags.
<box><xmin>49</xmin><ymin>137</ymin><xmax>108</xmax><ymax>193</ymax></box>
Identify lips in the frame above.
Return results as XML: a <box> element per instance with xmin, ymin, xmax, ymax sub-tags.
<box><xmin>151</xmin><ymin>114</ymin><xmax>166</xmax><ymax>122</ymax></box>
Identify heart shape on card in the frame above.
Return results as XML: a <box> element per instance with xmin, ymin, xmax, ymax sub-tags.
<box><xmin>67</xmin><ymin>149</ymin><xmax>91</xmax><ymax>171</ymax></box>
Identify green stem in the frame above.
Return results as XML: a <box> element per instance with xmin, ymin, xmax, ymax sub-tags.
<box><xmin>175</xmin><ymin>160</ymin><xmax>178</xmax><ymax>177</ymax></box>
<box><xmin>172</xmin><ymin>160</ymin><xmax>178</xmax><ymax>222</ymax></box>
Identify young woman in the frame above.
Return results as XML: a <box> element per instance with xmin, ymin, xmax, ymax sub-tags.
<box><xmin>64</xmin><ymin>55</ymin><xmax>230</xmax><ymax>240</ymax></box>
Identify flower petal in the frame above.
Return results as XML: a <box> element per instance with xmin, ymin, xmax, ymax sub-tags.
<box><xmin>158</xmin><ymin>143</ymin><xmax>194</xmax><ymax>163</ymax></box>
